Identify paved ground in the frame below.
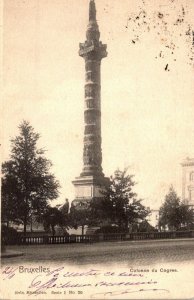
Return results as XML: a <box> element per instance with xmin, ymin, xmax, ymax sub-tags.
<box><xmin>1</xmin><ymin>240</ymin><xmax>194</xmax><ymax>300</ymax></box>
<box><xmin>1</xmin><ymin>249</ymin><xmax>24</xmax><ymax>258</ymax></box>
<box><xmin>2</xmin><ymin>239</ymin><xmax>194</xmax><ymax>266</ymax></box>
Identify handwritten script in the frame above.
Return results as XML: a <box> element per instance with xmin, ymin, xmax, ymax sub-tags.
<box><xmin>1</xmin><ymin>266</ymin><xmax>169</xmax><ymax>298</ymax></box>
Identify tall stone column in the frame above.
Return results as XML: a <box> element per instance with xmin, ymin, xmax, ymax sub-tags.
<box><xmin>72</xmin><ymin>0</ymin><xmax>108</xmax><ymax>207</ymax></box>
<box><xmin>80</xmin><ymin>13</ymin><xmax>107</xmax><ymax>176</ymax></box>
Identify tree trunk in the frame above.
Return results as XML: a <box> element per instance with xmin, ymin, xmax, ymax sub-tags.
<box><xmin>82</xmin><ymin>225</ymin><xmax>85</xmax><ymax>236</ymax></box>
<box><xmin>118</xmin><ymin>219</ymin><xmax>122</xmax><ymax>232</ymax></box>
<box><xmin>30</xmin><ymin>215</ymin><xmax>33</xmax><ymax>232</ymax></box>
<box><xmin>24</xmin><ymin>218</ymin><xmax>27</xmax><ymax>237</ymax></box>
<box><xmin>51</xmin><ymin>225</ymin><xmax>55</xmax><ymax>237</ymax></box>
<box><xmin>187</xmin><ymin>222</ymin><xmax>190</xmax><ymax>230</ymax></box>
<box><xmin>23</xmin><ymin>218</ymin><xmax>27</xmax><ymax>245</ymax></box>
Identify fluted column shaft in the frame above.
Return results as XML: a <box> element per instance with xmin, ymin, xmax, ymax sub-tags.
<box><xmin>81</xmin><ymin>56</ymin><xmax>102</xmax><ymax>176</ymax></box>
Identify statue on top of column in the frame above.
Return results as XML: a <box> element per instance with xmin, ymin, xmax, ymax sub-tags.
<box><xmin>89</xmin><ymin>0</ymin><xmax>96</xmax><ymax>22</ymax></box>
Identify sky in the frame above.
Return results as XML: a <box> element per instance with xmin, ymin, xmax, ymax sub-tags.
<box><xmin>2</xmin><ymin>0</ymin><xmax>194</xmax><ymax>209</ymax></box>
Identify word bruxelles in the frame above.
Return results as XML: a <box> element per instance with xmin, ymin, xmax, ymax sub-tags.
<box><xmin>19</xmin><ymin>266</ymin><xmax>50</xmax><ymax>273</ymax></box>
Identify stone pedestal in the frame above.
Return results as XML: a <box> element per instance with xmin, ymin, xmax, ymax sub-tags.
<box><xmin>72</xmin><ymin>175</ymin><xmax>109</xmax><ymax>207</ymax></box>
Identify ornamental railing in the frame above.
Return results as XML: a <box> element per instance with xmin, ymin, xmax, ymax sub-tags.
<box><xmin>5</xmin><ymin>230</ymin><xmax>194</xmax><ymax>245</ymax></box>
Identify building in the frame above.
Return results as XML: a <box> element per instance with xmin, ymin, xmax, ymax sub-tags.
<box><xmin>72</xmin><ymin>0</ymin><xmax>109</xmax><ymax>208</ymax></box>
<box><xmin>147</xmin><ymin>209</ymin><xmax>159</xmax><ymax>229</ymax></box>
<box><xmin>181</xmin><ymin>157</ymin><xmax>194</xmax><ymax>206</ymax></box>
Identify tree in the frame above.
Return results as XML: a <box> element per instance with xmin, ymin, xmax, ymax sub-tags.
<box><xmin>69</xmin><ymin>202</ymin><xmax>91</xmax><ymax>235</ymax></box>
<box><xmin>1</xmin><ymin>174</ymin><xmax>21</xmax><ymax>227</ymax></box>
<box><xmin>159</xmin><ymin>186</ymin><xmax>194</xmax><ymax>231</ymax></box>
<box><xmin>39</xmin><ymin>206</ymin><xmax>69</xmax><ymax>236</ymax></box>
<box><xmin>90</xmin><ymin>168</ymin><xmax>150</xmax><ymax>231</ymax></box>
<box><xmin>179</xmin><ymin>204</ymin><xmax>194</xmax><ymax>230</ymax></box>
<box><xmin>1</xmin><ymin>121</ymin><xmax>60</xmax><ymax>236</ymax></box>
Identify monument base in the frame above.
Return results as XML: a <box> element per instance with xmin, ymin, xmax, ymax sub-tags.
<box><xmin>72</xmin><ymin>175</ymin><xmax>109</xmax><ymax>207</ymax></box>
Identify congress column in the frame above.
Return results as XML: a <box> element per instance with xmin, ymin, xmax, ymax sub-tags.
<box><xmin>72</xmin><ymin>0</ymin><xmax>108</xmax><ymax>208</ymax></box>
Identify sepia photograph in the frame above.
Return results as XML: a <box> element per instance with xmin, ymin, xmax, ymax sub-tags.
<box><xmin>1</xmin><ymin>0</ymin><xmax>194</xmax><ymax>299</ymax></box>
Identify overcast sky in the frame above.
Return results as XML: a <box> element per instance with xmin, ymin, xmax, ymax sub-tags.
<box><xmin>2</xmin><ymin>0</ymin><xmax>194</xmax><ymax>209</ymax></box>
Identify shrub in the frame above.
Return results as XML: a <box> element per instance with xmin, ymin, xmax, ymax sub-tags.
<box><xmin>1</xmin><ymin>225</ymin><xmax>20</xmax><ymax>245</ymax></box>
<box><xmin>95</xmin><ymin>225</ymin><xmax>122</xmax><ymax>234</ymax></box>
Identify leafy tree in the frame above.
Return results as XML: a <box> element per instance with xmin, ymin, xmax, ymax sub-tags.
<box><xmin>1</xmin><ymin>174</ymin><xmax>21</xmax><ymax>226</ymax></box>
<box><xmin>69</xmin><ymin>202</ymin><xmax>91</xmax><ymax>235</ymax></box>
<box><xmin>159</xmin><ymin>186</ymin><xmax>194</xmax><ymax>231</ymax></box>
<box><xmin>68</xmin><ymin>169</ymin><xmax>150</xmax><ymax>234</ymax></box>
<box><xmin>179</xmin><ymin>204</ymin><xmax>194</xmax><ymax>230</ymax></box>
<box><xmin>90</xmin><ymin>168</ymin><xmax>150</xmax><ymax>231</ymax></box>
<box><xmin>39</xmin><ymin>206</ymin><xmax>69</xmax><ymax>236</ymax></box>
<box><xmin>1</xmin><ymin>121</ymin><xmax>60</xmax><ymax>236</ymax></box>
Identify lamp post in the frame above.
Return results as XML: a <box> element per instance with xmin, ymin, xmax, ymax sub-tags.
<box><xmin>125</xmin><ymin>206</ymin><xmax>129</xmax><ymax>232</ymax></box>
<box><xmin>113</xmin><ymin>202</ymin><xmax>116</xmax><ymax>225</ymax></box>
<box><xmin>50</xmin><ymin>213</ymin><xmax>55</xmax><ymax>237</ymax></box>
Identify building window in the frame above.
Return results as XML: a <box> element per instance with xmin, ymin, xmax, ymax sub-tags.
<box><xmin>190</xmin><ymin>172</ymin><xmax>194</xmax><ymax>181</ymax></box>
<box><xmin>191</xmin><ymin>190</ymin><xmax>194</xmax><ymax>201</ymax></box>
